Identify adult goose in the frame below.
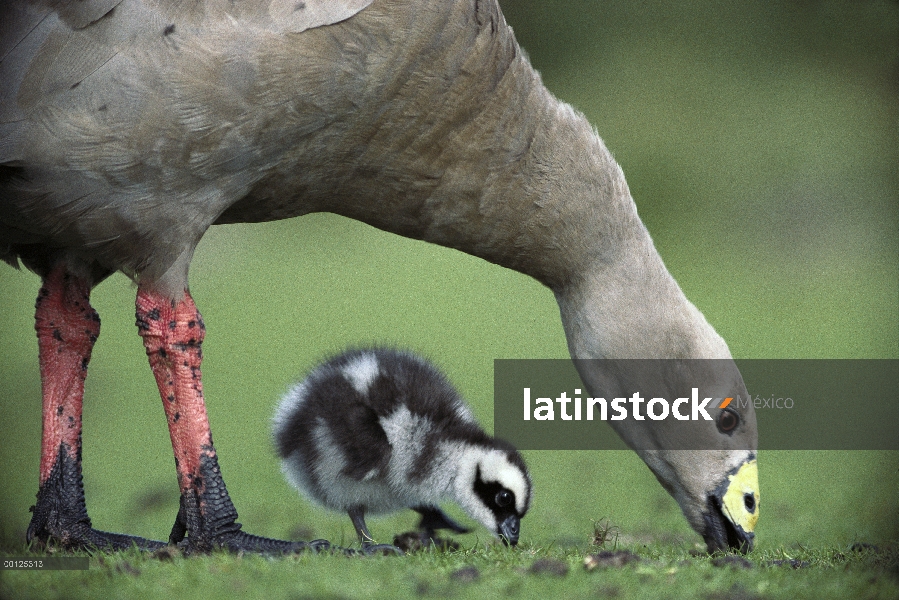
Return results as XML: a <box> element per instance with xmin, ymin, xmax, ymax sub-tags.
<box><xmin>0</xmin><ymin>0</ymin><xmax>758</xmax><ymax>554</ymax></box>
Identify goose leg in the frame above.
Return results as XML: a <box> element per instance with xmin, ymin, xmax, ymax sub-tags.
<box><xmin>27</xmin><ymin>264</ymin><xmax>165</xmax><ymax>551</ymax></box>
<box><xmin>136</xmin><ymin>287</ymin><xmax>328</xmax><ymax>554</ymax></box>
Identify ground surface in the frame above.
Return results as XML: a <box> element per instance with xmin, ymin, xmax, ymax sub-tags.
<box><xmin>2</xmin><ymin>542</ymin><xmax>898</xmax><ymax>600</ymax></box>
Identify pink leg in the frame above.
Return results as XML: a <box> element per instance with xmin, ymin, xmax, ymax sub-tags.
<box><xmin>35</xmin><ymin>265</ymin><xmax>97</xmax><ymax>484</ymax></box>
<box><xmin>136</xmin><ymin>287</ymin><xmax>327</xmax><ymax>553</ymax></box>
<box><xmin>28</xmin><ymin>264</ymin><xmax>164</xmax><ymax>550</ymax></box>
<box><xmin>135</xmin><ymin>289</ymin><xmax>212</xmax><ymax>496</ymax></box>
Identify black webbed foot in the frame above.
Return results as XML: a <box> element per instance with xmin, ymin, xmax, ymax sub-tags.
<box><xmin>168</xmin><ymin>455</ymin><xmax>332</xmax><ymax>555</ymax></box>
<box><xmin>27</xmin><ymin>447</ymin><xmax>166</xmax><ymax>552</ymax></box>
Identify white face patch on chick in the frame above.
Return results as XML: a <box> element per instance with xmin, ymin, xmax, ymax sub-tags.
<box><xmin>454</xmin><ymin>447</ymin><xmax>531</xmax><ymax>540</ymax></box>
<box><xmin>476</xmin><ymin>450</ymin><xmax>530</xmax><ymax>515</ymax></box>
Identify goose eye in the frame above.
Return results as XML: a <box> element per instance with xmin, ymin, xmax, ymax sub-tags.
<box><xmin>717</xmin><ymin>408</ymin><xmax>739</xmax><ymax>434</ymax></box>
<box><xmin>744</xmin><ymin>492</ymin><xmax>756</xmax><ymax>513</ymax></box>
<box><xmin>495</xmin><ymin>490</ymin><xmax>513</xmax><ymax>507</ymax></box>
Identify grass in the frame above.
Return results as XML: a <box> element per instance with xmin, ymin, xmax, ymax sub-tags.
<box><xmin>2</xmin><ymin>540</ymin><xmax>898</xmax><ymax>600</ymax></box>
<box><xmin>1</xmin><ymin>0</ymin><xmax>897</xmax><ymax>598</ymax></box>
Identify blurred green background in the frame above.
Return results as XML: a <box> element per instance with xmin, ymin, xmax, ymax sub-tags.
<box><xmin>1</xmin><ymin>0</ymin><xmax>896</xmax><ymax>551</ymax></box>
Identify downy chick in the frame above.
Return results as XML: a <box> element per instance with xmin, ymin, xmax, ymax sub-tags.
<box><xmin>273</xmin><ymin>348</ymin><xmax>531</xmax><ymax>548</ymax></box>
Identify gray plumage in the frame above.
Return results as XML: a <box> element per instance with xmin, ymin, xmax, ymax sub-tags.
<box><xmin>273</xmin><ymin>348</ymin><xmax>531</xmax><ymax>546</ymax></box>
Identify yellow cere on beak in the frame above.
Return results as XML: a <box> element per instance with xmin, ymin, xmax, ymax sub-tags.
<box><xmin>721</xmin><ymin>459</ymin><xmax>759</xmax><ymax>534</ymax></box>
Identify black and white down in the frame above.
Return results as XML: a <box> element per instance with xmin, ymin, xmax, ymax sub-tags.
<box><xmin>273</xmin><ymin>348</ymin><xmax>531</xmax><ymax>544</ymax></box>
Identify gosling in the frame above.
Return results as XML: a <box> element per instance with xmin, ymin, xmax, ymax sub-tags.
<box><xmin>273</xmin><ymin>348</ymin><xmax>531</xmax><ymax>550</ymax></box>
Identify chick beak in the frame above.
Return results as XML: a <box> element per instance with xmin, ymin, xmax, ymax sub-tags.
<box><xmin>498</xmin><ymin>515</ymin><xmax>520</xmax><ymax>546</ymax></box>
<box><xmin>703</xmin><ymin>458</ymin><xmax>759</xmax><ymax>554</ymax></box>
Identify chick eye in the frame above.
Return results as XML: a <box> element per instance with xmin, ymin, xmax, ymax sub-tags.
<box><xmin>717</xmin><ymin>408</ymin><xmax>739</xmax><ymax>434</ymax></box>
<box><xmin>495</xmin><ymin>490</ymin><xmax>513</xmax><ymax>507</ymax></box>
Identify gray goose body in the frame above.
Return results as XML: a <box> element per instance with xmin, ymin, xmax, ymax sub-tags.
<box><xmin>1</xmin><ymin>0</ymin><xmax>759</xmax><ymax>553</ymax></box>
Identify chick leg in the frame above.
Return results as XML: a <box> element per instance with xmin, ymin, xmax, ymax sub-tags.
<box><xmin>413</xmin><ymin>505</ymin><xmax>471</xmax><ymax>539</ymax></box>
<box><xmin>347</xmin><ymin>506</ymin><xmax>403</xmax><ymax>555</ymax></box>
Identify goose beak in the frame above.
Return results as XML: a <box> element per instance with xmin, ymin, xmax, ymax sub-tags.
<box><xmin>703</xmin><ymin>458</ymin><xmax>759</xmax><ymax>554</ymax></box>
<box><xmin>498</xmin><ymin>515</ymin><xmax>520</xmax><ymax>546</ymax></box>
